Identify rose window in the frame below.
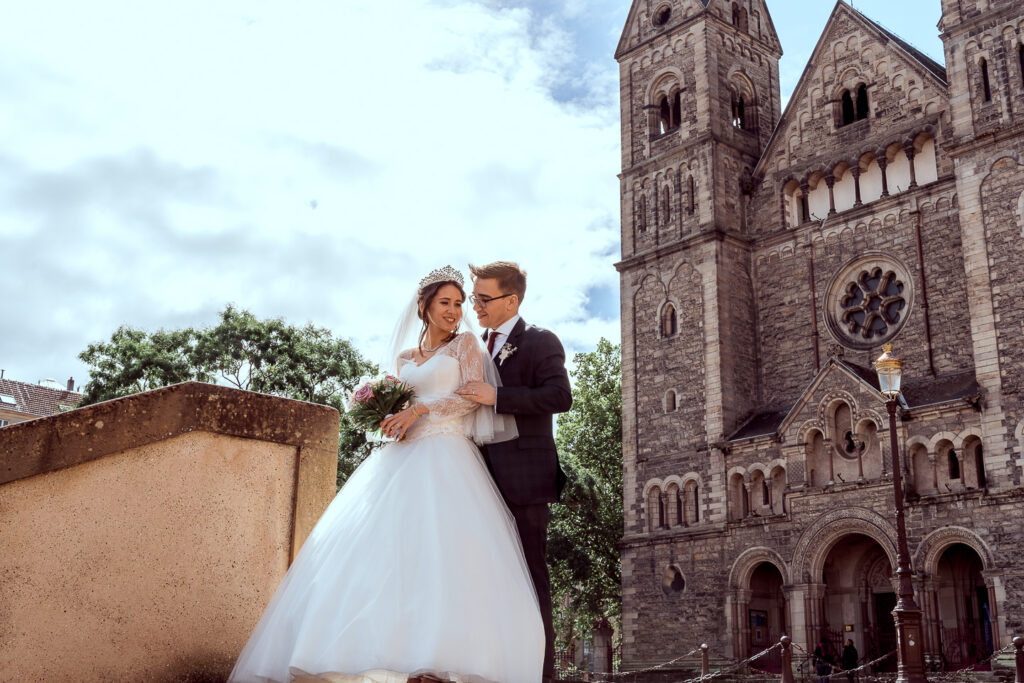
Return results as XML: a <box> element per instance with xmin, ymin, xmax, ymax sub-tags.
<box><xmin>840</xmin><ymin>268</ymin><xmax>905</xmax><ymax>340</ymax></box>
<box><xmin>825</xmin><ymin>255</ymin><xmax>913</xmax><ymax>350</ymax></box>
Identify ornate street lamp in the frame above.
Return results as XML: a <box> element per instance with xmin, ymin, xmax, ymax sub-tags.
<box><xmin>874</xmin><ymin>344</ymin><xmax>927</xmax><ymax>682</ymax></box>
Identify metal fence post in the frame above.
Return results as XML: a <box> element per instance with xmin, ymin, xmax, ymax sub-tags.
<box><xmin>701</xmin><ymin>643</ymin><xmax>709</xmax><ymax>675</ymax></box>
<box><xmin>780</xmin><ymin>636</ymin><xmax>794</xmax><ymax>683</ymax></box>
<box><xmin>1014</xmin><ymin>636</ymin><xmax>1023</xmax><ymax>683</ymax></box>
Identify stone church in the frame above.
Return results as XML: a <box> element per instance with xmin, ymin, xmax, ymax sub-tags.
<box><xmin>614</xmin><ymin>0</ymin><xmax>1024</xmax><ymax>673</ymax></box>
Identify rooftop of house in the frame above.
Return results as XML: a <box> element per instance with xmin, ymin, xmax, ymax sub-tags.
<box><xmin>0</xmin><ymin>376</ymin><xmax>83</xmax><ymax>419</ymax></box>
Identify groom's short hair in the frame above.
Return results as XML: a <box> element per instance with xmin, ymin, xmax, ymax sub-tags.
<box><xmin>469</xmin><ymin>261</ymin><xmax>527</xmax><ymax>301</ymax></box>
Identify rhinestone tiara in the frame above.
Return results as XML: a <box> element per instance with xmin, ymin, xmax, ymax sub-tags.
<box><xmin>418</xmin><ymin>265</ymin><xmax>465</xmax><ymax>290</ymax></box>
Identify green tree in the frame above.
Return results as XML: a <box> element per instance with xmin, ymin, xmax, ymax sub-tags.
<box><xmin>549</xmin><ymin>338</ymin><xmax>623</xmax><ymax>652</ymax></box>
<box><xmin>78</xmin><ymin>305</ymin><xmax>377</xmax><ymax>486</ymax></box>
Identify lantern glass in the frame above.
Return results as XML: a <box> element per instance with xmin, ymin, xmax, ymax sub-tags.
<box><xmin>873</xmin><ymin>344</ymin><xmax>903</xmax><ymax>399</ymax></box>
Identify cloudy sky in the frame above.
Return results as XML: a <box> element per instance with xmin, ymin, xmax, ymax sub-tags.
<box><xmin>1</xmin><ymin>0</ymin><xmax>944</xmax><ymax>388</ymax></box>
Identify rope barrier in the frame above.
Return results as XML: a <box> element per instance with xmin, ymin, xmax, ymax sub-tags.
<box><xmin>928</xmin><ymin>640</ymin><xmax>1016</xmax><ymax>682</ymax></box>
<box><xmin>568</xmin><ymin>636</ymin><xmax>1020</xmax><ymax>682</ymax></box>
<box><xmin>585</xmin><ymin>643</ymin><xmax>783</xmax><ymax>683</ymax></box>
<box><xmin>570</xmin><ymin>647</ymin><xmax>699</xmax><ymax>680</ymax></box>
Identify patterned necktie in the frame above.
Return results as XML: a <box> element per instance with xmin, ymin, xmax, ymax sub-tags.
<box><xmin>487</xmin><ymin>330</ymin><xmax>498</xmax><ymax>355</ymax></box>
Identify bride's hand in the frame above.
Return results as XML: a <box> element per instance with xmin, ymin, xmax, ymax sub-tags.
<box><xmin>380</xmin><ymin>405</ymin><xmax>425</xmax><ymax>440</ymax></box>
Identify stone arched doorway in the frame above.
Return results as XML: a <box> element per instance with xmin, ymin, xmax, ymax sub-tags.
<box><xmin>820</xmin><ymin>533</ymin><xmax>897</xmax><ymax>673</ymax></box>
<box><xmin>748</xmin><ymin>562</ymin><xmax>787</xmax><ymax>672</ymax></box>
<box><xmin>727</xmin><ymin>549</ymin><xmax>790</xmax><ymax>668</ymax></box>
<box><xmin>933</xmin><ymin>544</ymin><xmax>993</xmax><ymax>670</ymax></box>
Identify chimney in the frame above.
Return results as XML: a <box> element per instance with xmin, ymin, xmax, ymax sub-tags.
<box><xmin>67</xmin><ymin>377</ymin><xmax>75</xmax><ymax>392</ymax></box>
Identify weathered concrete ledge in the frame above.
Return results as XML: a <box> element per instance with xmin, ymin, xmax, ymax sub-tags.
<box><xmin>0</xmin><ymin>381</ymin><xmax>340</xmax><ymax>682</ymax></box>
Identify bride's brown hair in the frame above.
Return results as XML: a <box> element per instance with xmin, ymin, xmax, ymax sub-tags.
<box><xmin>416</xmin><ymin>280</ymin><xmax>465</xmax><ymax>354</ymax></box>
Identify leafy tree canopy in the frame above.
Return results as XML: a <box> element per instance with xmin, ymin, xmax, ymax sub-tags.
<box><xmin>549</xmin><ymin>338</ymin><xmax>623</xmax><ymax>650</ymax></box>
<box><xmin>78</xmin><ymin>305</ymin><xmax>377</xmax><ymax>485</ymax></box>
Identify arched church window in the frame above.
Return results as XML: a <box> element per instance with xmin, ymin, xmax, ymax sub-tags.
<box><xmin>980</xmin><ymin>58</ymin><xmax>992</xmax><ymax>102</ymax></box>
<box><xmin>732</xmin><ymin>3</ymin><xmax>740</xmax><ymax>26</ymax></box>
<box><xmin>688</xmin><ymin>175</ymin><xmax>696</xmax><ymax>214</ymax></box>
<box><xmin>659</xmin><ymin>96</ymin><xmax>671</xmax><ymax>134</ymax></box>
<box><xmin>652</xmin><ymin>5</ymin><xmax>671</xmax><ymax>28</ymax></box>
<box><xmin>839</xmin><ymin>86</ymin><xmax>868</xmax><ymax>126</ymax></box>
<box><xmin>671</xmin><ymin>91</ymin><xmax>682</xmax><ymax>129</ymax></box>
<box><xmin>856</xmin><ymin>84</ymin><xmax>869</xmax><ymax>120</ymax></box>
<box><xmin>1018</xmin><ymin>45</ymin><xmax>1024</xmax><ymax>88</ymax></box>
<box><xmin>731</xmin><ymin>91</ymin><xmax>747</xmax><ymax>129</ymax></box>
<box><xmin>975</xmin><ymin>442</ymin><xmax>986</xmax><ymax>488</ymax></box>
<box><xmin>948</xmin><ymin>448</ymin><xmax>961</xmax><ymax>480</ymax></box>
<box><xmin>638</xmin><ymin>194</ymin><xmax>647</xmax><ymax>232</ymax></box>
<box><xmin>684</xmin><ymin>480</ymin><xmax>700</xmax><ymax>523</ymax></box>
<box><xmin>841</xmin><ymin>91</ymin><xmax>855</xmax><ymax>126</ymax></box>
<box><xmin>661</xmin><ymin>303</ymin><xmax>677</xmax><ymax>337</ymax></box>
<box><xmin>662</xmin><ymin>186</ymin><xmax>671</xmax><ymax>224</ymax></box>
<box><xmin>665</xmin><ymin>389</ymin><xmax>677</xmax><ymax>413</ymax></box>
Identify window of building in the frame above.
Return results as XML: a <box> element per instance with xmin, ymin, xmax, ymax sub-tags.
<box><xmin>688</xmin><ymin>175</ymin><xmax>696</xmax><ymax>214</ymax></box>
<box><xmin>662</xmin><ymin>186</ymin><xmax>671</xmax><ymax>224</ymax></box>
<box><xmin>638</xmin><ymin>195</ymin><xmax>647</xmax><ymax>231</ymax></box>
<box><xmin>839</xmin><ymin>267</ymin><xmax>906</xmax><ymax>341</ymax></box>
<box><xmin>0</xmin><ymin>419</ymin><xmax>9</xmax><ymax>428</ymax></box>
<box><xmin>661</xmin><ymin>303</ymin><xmax>677</xmax><ymax>337</ymax></box>
<box><xmin>652</xmin><ymin>5</ymin><xmax>671</xmax><ymax>27</ymax></box>
<box><xmin>948</xmin><ymin>448</ymin><xmax>961</xmax><ymax>479</ymax></box>
<box><xmin>980</xmin><ymin>58</ymin><xmax>992</xmax><ymax>102</ymax></box>
<box><xmin>0</xmin><ymin>393</ymin><xmax>16</xmax><ymax>406</ymax></box>
<box><xmin>841</xmin><ymin>91</ymin><xmax>855</xmax><ymax>125</ymax></box>
<box><xmin>839</xmin><ymin>85</ymin><xmax>868</xmax><ymax>126</ymax></box>
<box><xmin>665</xmin><ymin>389</ymin><xmax>677</xmax><ymax>413</ymax></box>
<box><xmin>1019</xmin><ymin>45</ymin><xmax>1024</xmax><ymax>88</ymax></box>
<box><xmin>856</xmin><ymin>84</ymin><xmax>869</xmax><ymax>119</ymax></box>
<box><xmin>659</xmin><ymin>96</ymin><xmax>671</xmax><ymax>134</ymax></box>
<box><xmin>685</xmin><ymin>480</ymin><xmax>700</xmax><ymax>523</ymax></box>
<box><xmin>731</xmin><ymin>92</ymin><xmax>747</xmax><ymax>129</ymax></box>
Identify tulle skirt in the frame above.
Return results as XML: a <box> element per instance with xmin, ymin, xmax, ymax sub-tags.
<box><xmin>228</xmin><ymin>433</ymin><xmax>544</xmax><ymax>683</ymax></box>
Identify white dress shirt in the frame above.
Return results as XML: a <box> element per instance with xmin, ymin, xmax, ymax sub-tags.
<box><xmin>488</xmin><ymin>314</ymin><xmax>520</xmax><ymax>359</ymax></box>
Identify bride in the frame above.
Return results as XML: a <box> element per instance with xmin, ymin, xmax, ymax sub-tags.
<box><xmin>227</xmin><ymin>266</ymin><xmax>544</xmax><ymax>683</ymax></box>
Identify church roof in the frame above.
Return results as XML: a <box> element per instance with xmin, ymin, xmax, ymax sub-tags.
<box><xmin>851</xmin><ymin>6</ymin><xmax>947</xmax><ymax>83</ymax></box>
<box><xmin>727</xmin><ymin>365</ymin><xmax>981</xmax><ymax>442</ymax></box>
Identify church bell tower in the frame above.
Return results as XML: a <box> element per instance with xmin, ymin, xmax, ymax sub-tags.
<box><xmin>615</xmin><ymin>0</ymin><xmax>783</xmax><ymax>535</ymax></box>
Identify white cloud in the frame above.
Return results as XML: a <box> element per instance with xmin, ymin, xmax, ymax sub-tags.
<box><xmin>1</xmin><ymin>0</ymin><xmax>622</xmax><ymax>384</ymax></box>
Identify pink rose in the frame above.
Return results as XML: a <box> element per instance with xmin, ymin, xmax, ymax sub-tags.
<box><xmin>353</xmin><ymin>384</ymin><xmax>375</xmax><ymax>404</ymax></box>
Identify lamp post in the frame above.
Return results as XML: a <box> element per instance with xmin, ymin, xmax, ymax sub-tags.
<box><xmin>874</xmin><ymin>343</ymin><xmax>927</xmax><ymax>682</ymax></box>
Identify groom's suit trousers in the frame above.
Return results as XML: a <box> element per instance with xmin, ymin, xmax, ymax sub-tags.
<box><xmin>507</xmin><ymin>501</ymin><xmax>553</xmax><ymax>681</ymax></box>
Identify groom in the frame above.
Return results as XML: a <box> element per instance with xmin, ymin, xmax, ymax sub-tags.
<box><xmin>456</xmin><ymin>261</ymin><xmax>572</xmax><ymax>683</ymax></box>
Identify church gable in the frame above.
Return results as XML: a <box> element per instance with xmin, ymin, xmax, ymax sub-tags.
<box><xmin>616</xmin><ymin>0</ymin><xmax>779</xmax><ymax>60</ymax></box>
<box><xmin>756</xmin><ymin>2</ymin><xmax>949</xmax><ymax>180</ymax></box>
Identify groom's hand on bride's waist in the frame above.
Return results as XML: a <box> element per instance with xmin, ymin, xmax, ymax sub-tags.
<box><xmin>456</xmin><ymin>381</ymin><xmax>496</xmax><ymax>406</ymax></box>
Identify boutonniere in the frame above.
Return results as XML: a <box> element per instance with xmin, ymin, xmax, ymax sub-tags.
<box><xmin>498</xmin><ymin>342</ymin><xmax>517</xmax><ymax>366</ymax></box>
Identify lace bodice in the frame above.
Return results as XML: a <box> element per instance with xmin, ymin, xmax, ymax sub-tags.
<box><xmin>398</xmin><ymin>332</ymin><xmax>486</xmax><ymax>441</ymax></box>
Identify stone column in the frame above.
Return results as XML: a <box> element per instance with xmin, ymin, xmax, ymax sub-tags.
<box><xmin>852</xmin><ymin>167</ymin><xmax>863</xmax><ymax>207</ymax></box>
<box><xmin>826</xmin><ymin>173</ymin><xmax>837</xmax><ymax>214</ymax></box>
<box><xmin>905</xmin><ymin>143</ymin><xmax>918</xmax><ymax>188</ymax></box>
<box><xmin>878</xmin><ymin>156</ymin><xmax>890</xmax><ymax>197</ymax></box>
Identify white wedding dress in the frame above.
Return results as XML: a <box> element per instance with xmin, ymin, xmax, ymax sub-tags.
<box><xmin>228</xmin><ymin>332</ymin><xmax>544</xmax><ymax>683</ymax></box>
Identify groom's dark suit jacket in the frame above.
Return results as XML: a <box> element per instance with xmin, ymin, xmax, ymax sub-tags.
<box><xmin>483</xmin><ymin>317</ymin><xmax>572</xmax><ymax>505</ymax></box>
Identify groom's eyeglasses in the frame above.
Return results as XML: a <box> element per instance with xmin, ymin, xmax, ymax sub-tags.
<box><xmin>469</xmin><ymin>293</ymin><xmax>515</xmax><ymax>306</ymax></box>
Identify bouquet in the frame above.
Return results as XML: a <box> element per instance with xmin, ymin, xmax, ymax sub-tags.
<box><xmin>346</xmin><ymin>375</ymin><xmax>417</xmax><ymax>434</ymax></box>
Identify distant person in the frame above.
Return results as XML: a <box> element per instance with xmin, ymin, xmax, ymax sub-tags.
<box><xmin>841</xmin><ymin>639</ymin><xmax>858</xmax><ymax>681</ymax></box>
<box><xmin>813</xmin><ymin>638</ymin><xmax>835</xmax><ymax>683</ymax></box>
